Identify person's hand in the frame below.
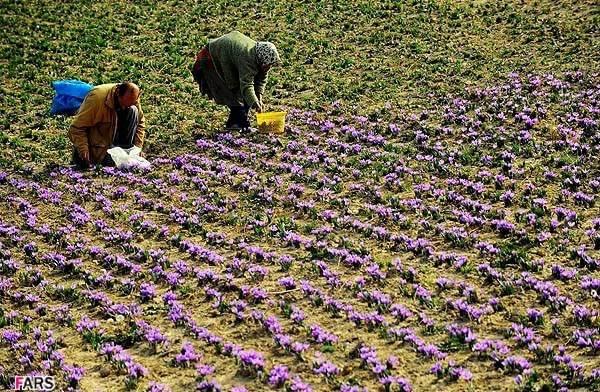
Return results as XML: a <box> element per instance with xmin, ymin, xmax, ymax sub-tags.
<box><xmin>80</xmin><ymin>150</ymin><xmax>90</xmax><ymax>164</ymax></box>
<box><xmin>255</xmin><ymin>96</ymin><xmax>264</xmax><ymax>113</ymax></box>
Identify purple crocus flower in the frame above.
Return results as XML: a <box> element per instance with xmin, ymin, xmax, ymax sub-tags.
<box><xmin>268</xmin><ymin>364</ymin><xmax>290</xmax><ymax>387</ymax></box>
<box><xmin>430</xmin><ymin>362</ymin><xmax>444</xmax><ymax>377</ymax></box>
<box><xmin>126</xmin><ymin>361</ymin><xmax>148</xmax><ymax>379</ymax></box>
<box><xmin>491</xmin><ymin>219</ymin><xmax>516</xmax><ymax>235</ymax></box>
<box><xmin>147</xmin><ymin>382</ymin><xmax>172</xmax><ymax>392</ymax></box>
<box><xmin>196</xmin><ymin>379</ymin><xmax>221</xmax><ymax>392</ymax></box>
<box><xmin>278</xmin><ymin>276</ymin><xmax>296</xmax><ymax>290</ymax></box>
<box><xmin>573</xmin><ymin>305</ymin><xmax>597</xmax><ymax>325</ymax></box>
<box><xmin>291</xmin><ymin>342</ymin><xmax>310</xmax><ymax>356</ymax></box>
<box><xmin>390</xmin><ymin>304</ymin><xmax>413</xmax><ymax>321</ymax></box>
<box><xmin>174</xmin><ymin>341</ymin><xmax>199</xmax><ymax>366</ymax></box>
<box><xmin>502</xmin><ymin>356</ymin><xmax>532</xmax><ymax>374</ymax></box>
<box><xmin>288</xmin><ymin>376</ymin><xmax>313</xmax><ymax>392</ymax></box>
<box><xmin>313</xmin><ymin>360</ymin><xmax>339</xmax><ymax>378</ymax></box>
<box><xmin>140</xmin><ymin>282</ymin><xmax>157</xmax><ymax>302</ymax></box>
<box><xmin>196</xmin><ymin>363</ymin><xmax>215</xmax><ymax>378</ymax></box>
<box><xmin>449</xmin><ymin>366</ymin><xmax>473</xmax><ymax>381</ymax></box>
<box><xmin>510</xmin><ymin>323</ymin><xmax>540</xmax><ymax>346</ymax></box>
<box><xmin>526</xmin><ymin>308</ymin><xmax>544</xmax><ymax>325</ymax></box>
<box><xmin>446</xmin><ymin>324</ymin><xmax>477</xmax><ymax>345</ymax></box>
<box><xmin>75</xmin><ymin>317</ymin><xmax>101</xmax><ymax>333</ymax></box>
<box><xmin>63</xmin><ymin>364</ymin><xmax>85</xmax><ymax>386</ymax></box>
<box><xmin>145</xmin><ymin>327</ymin><xmax>168</xmax><ymax>348</ymax></box>
<box><xmin>237</xmin><ymin>349</ymin><xmax>264</xmax><ymax>372</ymax></box>
<box><xmin>339</xmin><ymin>383</ymin><xmax>368</xmax><ymax>392</ymax></box>
<box><xmin>99</xmin><ymin>342</ymin><xmax>124</xmax><ymax>361</ymax></box>
<box><xmin>309</xmin><ymin>324</ymin><xmax>338</xmax><ymax>345</ymax></box>
<box><xmin>1</xmin><ymin>329</ymin><xmax>22</xmax><ymax>345</ymax></box>
<box><xmin>551</xmin><ymin>265</ymin><xmax>577</xmax><ymax>281</ymax></box>
<box><xmin>278</xmin><ymin>255</ymin><xmax>294</xmax><ymax>271</ymax></box>
<box><xmin>379</xmin><ymin>376</ymin><xmax>412</xmax><ymax>392</ymax></box>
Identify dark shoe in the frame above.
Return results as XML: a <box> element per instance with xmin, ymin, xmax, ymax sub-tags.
<box><xmin>240</xmin><ymin>105</ymin><xmax>251</xmax><ymax>128</ymax></box>
<box><xmin>224</xmin><ymin>123</ymin><xmax>243</xmax><ymax>131</ymax></box>
<box><xmin>228</xmin><ymin>106</ymin><xmax>251</xmax><ymax>128</ymax></box>
<box><xmin>225</xmin><ymin>109</ymin><xmax>237</xmax><ymax>129</ymax></box>
<box><xmin>101</xmin><ymin>153</ymin><xmax>116</xmax><ymax>167</ymax></box>
<box><xmin>239</xmin><ymin>116</ymin><xmax>251</xmax><ymax>129</ymax></box>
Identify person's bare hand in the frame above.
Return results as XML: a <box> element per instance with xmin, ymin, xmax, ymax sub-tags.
<box><xmin>254</xmin><ymin>98</ymin><xmax>263</xmax><ymax>113</ymax></box>
<box><xmin>81</xmin><ymin>150</ymin><xmax>90</xmax><ymax>164</ymax></box>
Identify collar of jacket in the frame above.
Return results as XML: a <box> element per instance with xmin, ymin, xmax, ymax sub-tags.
<box><xmin>104</xmin><ymin>84</ymin><xmax>118</xmax><ymax>110</ymax></box>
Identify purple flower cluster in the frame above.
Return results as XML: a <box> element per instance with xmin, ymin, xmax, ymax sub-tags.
<box><xmin>309</xmin><ymin>324</ymin><xmax>338</xmax><ymax>345</ymax></box>
<box><xmin>236</xmin><ymin>349</ymin><xmax>265</xmax><ymax>373</ymax></box>
<box><xmin>312</xmin><ymin>358</ymin><xmax>339</xmax><ymax>378</ymax></box>
<box><xmin>174</xmin><ymin>341</ymin><xmax>200</xmax><ymax>366</ymax></box>
<box><xmin>99</xmin><ymin>342</ymin><xmax>148</xmax><ymax>381</ymax></box>
<box><xmin>268</xmin><ymin>364</ymin><xmax>290</xmax><ymax>387</ymax></box>
<box><xmin>446</xmin><ymin>324</ymin><xmax>477</xmax><ymax>346</ymax></box>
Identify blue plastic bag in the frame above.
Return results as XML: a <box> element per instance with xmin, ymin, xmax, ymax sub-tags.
<box><xmin>50</xmin><ymin>79</ymin><xmax>94</xmax><ymax>116</ymax></box>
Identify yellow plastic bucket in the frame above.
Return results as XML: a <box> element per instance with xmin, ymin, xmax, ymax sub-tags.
<box><xmin>256</xmin><ymin>111</ymin><xmax>286</xmax><ymax>134</ymax></box>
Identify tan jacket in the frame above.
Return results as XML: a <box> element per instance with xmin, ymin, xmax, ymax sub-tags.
<box><xmin>68</xmin><ymin>83</ymin><xmax>146</xmax><ymax>164</ymax></box>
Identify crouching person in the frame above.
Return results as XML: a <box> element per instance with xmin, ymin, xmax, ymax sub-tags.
<box><xmin>68</xmin><ymin>82</ymin><xmax>146</xmax><ymax>168</ymax></box>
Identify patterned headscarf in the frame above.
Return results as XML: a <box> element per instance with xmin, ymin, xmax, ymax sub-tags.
<box><xmin>255</xmin><ymin>41</ymin><xmax>281</xmax><ymax>67</ymax></box>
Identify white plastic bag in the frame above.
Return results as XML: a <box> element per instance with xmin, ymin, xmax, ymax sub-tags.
<box><xmin>106</xmin><ymin>146</ymin><xmax>151</xmax><ymax>170</ymax></box>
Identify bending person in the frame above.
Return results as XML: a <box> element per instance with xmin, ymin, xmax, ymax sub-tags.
<box><xmin>192</xmin><ymin>31</ymin><xmax>281</xmax><ymax>131</ymax></box>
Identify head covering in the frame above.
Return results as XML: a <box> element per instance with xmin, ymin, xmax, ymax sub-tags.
<box><xmin>255</xmin><ymin>41</ymin><xmax>281</xmax><ymax>67</ymax></box>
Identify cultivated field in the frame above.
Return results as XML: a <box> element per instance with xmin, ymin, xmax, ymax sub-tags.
<box><xmin>0</xmin><ymin>1</ymin><xmax>599</xmax><ymax>391</ymax></box>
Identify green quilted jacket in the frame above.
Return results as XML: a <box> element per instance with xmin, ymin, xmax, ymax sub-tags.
<box><xmin>208</xmin><ymin>31</ymin><xmax>268</xmax><ymax>108</ymax></box>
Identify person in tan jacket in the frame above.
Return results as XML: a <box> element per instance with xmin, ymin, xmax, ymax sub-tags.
<box><xmin>68</xmin><ymin>82</ymin><xmax>146</xmax><ymax>168</ymax></box>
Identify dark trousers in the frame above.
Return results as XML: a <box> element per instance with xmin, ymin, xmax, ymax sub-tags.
<box><xmin>226</xmin><ymin>105</ymin><xmax>250</xmax><ymax>129</ymax></box>
<box><xmin>114</xmin><ymin>106</ymin><xmax>139</xmax><ymax>148</ymax></box>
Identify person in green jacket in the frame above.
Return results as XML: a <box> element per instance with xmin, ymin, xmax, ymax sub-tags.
<box><xmin>192</xmin><ymin>31</ymin><xmax>281</xmax><ymax>131</ymax></box>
